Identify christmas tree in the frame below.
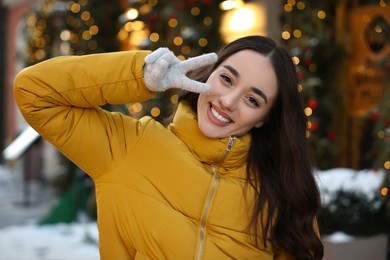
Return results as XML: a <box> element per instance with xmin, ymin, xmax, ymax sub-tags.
<box><xmin>24</xmin><ymin>0</ymin><xmax>122</xmax><ymax>65</ymax></box>
<box><xmin>117</xmin><ymin>0</ymin><xmax>223</xmax><ymax>122</ymax></box>
<box><xmin>280</xmin><ymin>0</ymin><xmax>347</xmax><ymax>169</ymax></box>
<box><xmin>362</xmin><ymin>55</ymin><xmax>390</xmax><ymax>171</ymax></box>
<box><xmin>22</xmin><ymin>0</ymin><xmax>224</xmax><ymax>222</ymax></box>
<box><xmin>24</xmin><ymin>0</ymin><xmax>123</xmax><ymax>223</ymax></box>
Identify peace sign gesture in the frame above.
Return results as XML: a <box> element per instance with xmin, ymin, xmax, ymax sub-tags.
<box><xmin>144</xmin><ymin>48</ymin><xmax>217</xmax><ymax>93</ymax></box>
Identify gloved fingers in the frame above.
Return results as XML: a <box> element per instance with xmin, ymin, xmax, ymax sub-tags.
<box><xmin>144</xmin><ymin>58</ymin><xmax>170</xmax><ymax>90</ymax></box>
<box><xmin>158</xmin><ymin>51</ymin><xmax>180</xmax><ymax>66</ymax></box>
<box><xmin>178</xmin><ymin>77</ymin><xmax>211</xmax><ymax>93</ymax></box>
<box><xmin>150</xmin><ymin>58</ymin><xmax>169</xmax><ymax>75</ymax></box>
<box><xmin>145</xmin><ymin>47</ymin><xmax>171</xmax><ymax>64</ymax></box>
<box><xmin>180</xmin><ymin>53</ymin><xmax>218</xmax><ymax>73</ymax></box>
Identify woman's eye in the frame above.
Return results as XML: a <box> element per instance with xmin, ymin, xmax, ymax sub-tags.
<box><xmin>248</xmin><ymin>96</ymin><xmax>259</xmax><ymax>107</ymax></box>
<box><xmin>220</xmin><ymin>74</ymin><xmax>232</xmax><ymax>86</ymax></box>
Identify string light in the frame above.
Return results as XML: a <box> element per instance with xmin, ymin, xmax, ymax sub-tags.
<box><xmin>381</xmin><ymin>187</ymin><xmax>388</xmax><ymax>197</ymax></box>
<box><xmin>151</xmin><ymin>107</ymin><xmax>161</xmax><ymax>117</ymax></box>
<box><xmin>70</xmin><ymin>3</ymin><xmax>81</xmax><ymax>13</ymax></box>
<box><xmin>148</xmin><ymin>0</ymin><xmax>158</xmax><ymax>7</ymax></box>
<box><xmin>173</xmin><ymin>36</ymin><xmax>183</xmax><ymax>46</ymax></box>
<box><xmin>297</xmin><ymin>1</ymin><xmax>305</xmax><ymax>10</ymax></box>
<box><xmin>293</xmin><ymin>29</ymin><xmax>302</xmax><ymax>38</ymax></box>
<box><xmin>126</xmin><ymin>8</ymin><xmax>139</xmax><ymax>20</ymax></box>
<box><xmin>219</xmin><ymin>0</ymin><xmax>244</xmax><ymax>11</ymax></box>
<box><xmin>282</xmin><ymin>31</ymin><xmax>291</xmax><ymax>40</ymax></box>
<box><xmin>139</xmin><ymin>4</ymin><xmax>152</xmax><ymax>14</ymax></box>
<box><xmin>168</xmin><ymin>18</ymin><xmax>178</xmax><ymax>28</ymax></box>
<box><xmin>304</xmin><ymin>107</ymin><xmax>313</xmax><ymax>116</ymax></box>
<box><xmin>89</xmin><ymin>25</ymin><xmax>99</xmax><ymax>35</ymax></box>
<box><xmin>284</xmin><ymin>4</ymin><xmax>293</xmax><ymax>12</ymax></box>
<box><xmin>292</xmin><ymin>56</ymin><xmax>300</xmax><ymax>65</ymax></box>
<box><xmin>198</xmin><ymin>38</ymin><xmax>208</xmax><ymax>47</ymax></box>
<box><xmin>132</xmin><ymin>21</ymin><xmax>144</xmax><ymax>31</ymax></box>
<box><xmin>129</xmin><ymin>103</ymin><xmax>142</xmax><ymax>114</ymax></box>
<box><xmin>81</xmin><ymin>11</ymin><xmax>90</xmax><ymax>21</ymax></box>
<box><xmin>149</xmin><ymin>33</ymin><xmax>159</xmax><ymax>42</ymax></box>
<box><xmin>82</xmin><ymin>30</ymin><xmax>92</xmax><ymax>40</ymax></box>
<box><xmin>181</xmin><ymin>46</ymin><xmax>190</xmax><ymax>55</ymax></box>
<box><xmin>170</xmin><ymin>95</ymin><xmax>179</xmax><ymax>104</ymax></box>
<box><xmin>203</xmin><ymin>17</ymin><xmax>212</xmax><ymax>26</ymax></box>
<box><xmin>287</xmin><ymin>0</ymin><xmax>296</xmax><ymax>5</ymax></box>
<box><xmin>191</xmin><ymin>7</ymin><xmax>200</xmax><ymax>16</ymax></box>
<box><xmin>384</xmin><ymin>161</ymin><xmax>390</xmax><ymax>170</ymax></box>
<box><xmin>317</xmin><ymin>10</ymin><xmax>326</xmax><ymax>20</ymax></box>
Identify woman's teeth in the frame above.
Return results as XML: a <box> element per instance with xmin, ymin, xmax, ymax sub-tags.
<box><xmin>210</xmin><ymin>107</ymin><xmax>231</xmax><ymax>123</ymax></box>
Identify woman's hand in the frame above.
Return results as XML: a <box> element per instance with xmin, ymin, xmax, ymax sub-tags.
<box><xmin>144</xmin><ymin>48</ymin><xmax>217</xmax><ymax>93</ymax></box>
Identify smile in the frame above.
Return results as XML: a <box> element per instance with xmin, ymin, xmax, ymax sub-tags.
<box><xmin>210</xmin><ymin>105</ymin><xmax>232</xmax><ymax>124</ymax></box>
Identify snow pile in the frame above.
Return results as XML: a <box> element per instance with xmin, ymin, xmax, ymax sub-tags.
<box><xmin>0</xmin><ymin>222</ymin><xmax>99</xmax><ymax>260</ymax></box>
<box><xmin>315</xmin><ymin>168</ymin><xmax>386</xmax><ymax>206</ymax></box>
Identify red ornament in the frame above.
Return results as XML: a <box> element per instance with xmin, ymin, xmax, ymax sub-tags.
<box><xmin>386</xmin><ymin>119</ymin><xmax>390</xmax><ymax>128</ymax></box>
<box><xmin>297</xmin><ymin>71</ymin><xmax>304</xmax><ymax>81</ymax></box>
<box><xmin>307</xmin><ymin>98</ymin><xmax>318</xmax><ymax>110</ymax></box>
<box><xmin>202</xmin><ymin>0</ymin><xmax>211</xmax><ymax>5</ymax></box>
<box><xmin>370</xmin><ymin>111</ymin><xmax>380</xmax><ymax>122</ymax></box>
<box><xmin>327</xmin><ymin>131</ymin><xmax>336</xmax><ymax>141</ymax></box>
<box><xmin>386</xmin><ymin>60</ymin><xmax>390</xmax><ymax>70</ymax></box>
<box><xmin>303</xmin><ymin>58</ymin><xmax>312</xmax><ymax>66</ymax></box>
<box><xmin>310</xmin><ymin>121</ymin><xmax>318</xmax><ymax>132</ymax></box>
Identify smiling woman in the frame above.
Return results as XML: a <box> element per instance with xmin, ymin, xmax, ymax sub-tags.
<box><xmin>197</xmin><ymin>49</ymin><xmax>278</xmax><ymax>138</ymax></box>
<box><xmin>14</xmin><ymin>35</ymin><xmax>323</xmax><ymax>259</ymax></box>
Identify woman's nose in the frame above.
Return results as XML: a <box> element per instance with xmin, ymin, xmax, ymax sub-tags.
<box><xmin>219</xmin><ymin>91</ymin><xmax>239</xmax><ymax>111</ymax></box>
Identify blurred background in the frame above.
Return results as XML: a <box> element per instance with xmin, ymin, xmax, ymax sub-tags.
<box><xmin>0</xmin><ymin>0</ymin><xmax>389</xmax><ymax>259</ymax></box>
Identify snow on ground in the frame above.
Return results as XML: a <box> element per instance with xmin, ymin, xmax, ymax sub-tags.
<box><xmin>0</xmin><ymin>222</ymin><xmax>99</xmax><ymax>260</ymax></box>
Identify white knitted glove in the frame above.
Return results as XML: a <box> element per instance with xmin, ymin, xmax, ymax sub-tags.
<box><xmin>144</xmin><ymin>48</ymin><xmax>217</xmax><ymax>93</ymax></box>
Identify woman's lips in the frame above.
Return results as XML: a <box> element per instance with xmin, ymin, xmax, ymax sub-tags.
<box><xmin>207</xmin><ymin>103</ymin><xmax>233</xmax><ymax>126</ymax></box>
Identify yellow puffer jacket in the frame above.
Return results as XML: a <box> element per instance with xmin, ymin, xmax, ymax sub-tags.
<box><xmin>14</xmin><ymin>51</ymin><xmax>288</xmax><ymax>259</ymax></box>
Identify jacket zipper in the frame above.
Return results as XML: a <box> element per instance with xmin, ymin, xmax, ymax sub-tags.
<box><xmin>196</xmin><ymin>136</ymin><xmax>235</xmax><ymax>260</ymax></box>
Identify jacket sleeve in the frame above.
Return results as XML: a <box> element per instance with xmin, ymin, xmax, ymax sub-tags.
<box><xmin>14</xmin><ymin>50</ymin><xmax>154</xmax><ymax>179</ymax></box>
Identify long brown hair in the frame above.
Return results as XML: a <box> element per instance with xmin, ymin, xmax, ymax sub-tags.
<box><xmin>181</xmin><ymin>36</ymin><xmax>323</xmax><ymax>259</ymax></box>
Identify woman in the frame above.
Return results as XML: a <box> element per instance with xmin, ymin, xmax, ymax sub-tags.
<box><xmin>14</xmin><ymin>35</ymin><xmax>323</xmax><ymax>259</ymax></box>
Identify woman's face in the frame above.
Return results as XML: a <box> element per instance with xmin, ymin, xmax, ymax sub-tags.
<box><xmin>197</xmin><ymin>49</ymin><xmax>278</xmax><ymax>139</ymax></box>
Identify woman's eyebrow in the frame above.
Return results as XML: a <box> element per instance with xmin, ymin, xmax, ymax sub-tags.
<box><xmin>223</xmin><ymin>65</ymin><xmax>240</xmax><ymax>78</ymax></box>
<box><xmin>223</xmin><ymin>65</ymin><xmax>268</xmax><ymax>104</ymax></box>
<box><xmin>251</xmin><ymin>87</ymin><xmax>268</xmax><ymax>104</ymax></box>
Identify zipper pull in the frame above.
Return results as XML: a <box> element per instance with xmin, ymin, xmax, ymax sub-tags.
<box><xmin>226</xmin><ymin>136</ymin><xmax>235</xmax><ymax>151</ymax></box>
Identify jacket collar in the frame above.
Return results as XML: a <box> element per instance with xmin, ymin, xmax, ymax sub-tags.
<box><xmin>169</xmin><ymin>101</ymin><xmax>251</xmax><ymax>171</ymax></box>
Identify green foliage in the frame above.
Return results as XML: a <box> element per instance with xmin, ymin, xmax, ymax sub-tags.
<box><xmin>318</xmin><ymin>189</ymin><xmax>390</xmax><ymax>236</ymax></box>
<box><xmin>121</xmin><ymin>0</ymin><xmax>223</xmax><ymax>122</ymax></box>
<box><xmin>24</xmin><ymin>0</ymin><xmax>123</xmax><ymax>223</ymax></box>
<box><xmin>24</xmin><ymin>0</ymin><xmax>122</xmax><ymax>65</ymax></box>
<box><xmin>124</xmin><ymin>0</ymin><xmax>222</xmax><ymax>55</ymax></box>
<box><xmin>281</xmin><ymin>0</ymin><xmax>347</xmax><ymax>169</ymax></box>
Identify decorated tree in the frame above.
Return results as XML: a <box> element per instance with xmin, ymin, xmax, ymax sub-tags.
<box><xmin>24</xmin><ymin>0</ymin><xmax>122</xmax><ymax>65</ymax></box>
<box><xmin>280</xmin><ymin>0</ymin><xmax>346</xmax><ymax>169</ymax></box>
<box><xmin>23</xmin><ymin>0</ymin><xmax>123</xmax><ymax>223</ymax></box>
<box><xmin>22</xmin><ymin>0</ymin><xmax>224</xmax><ymax>223</ymax></box>
<box><xmin>361</xmin><ymin>55</ymin><xmax>390</xmax><ymax>171</ymax></box>
<box><xmin>117</xmin><ymin>0</ymin><xmax>223</xmax><ymax>122</ymax></box>
<box><xmin>280</xmin><ymin>0</ymin><xmax>390</xmax><ymax>247</ymax></box>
